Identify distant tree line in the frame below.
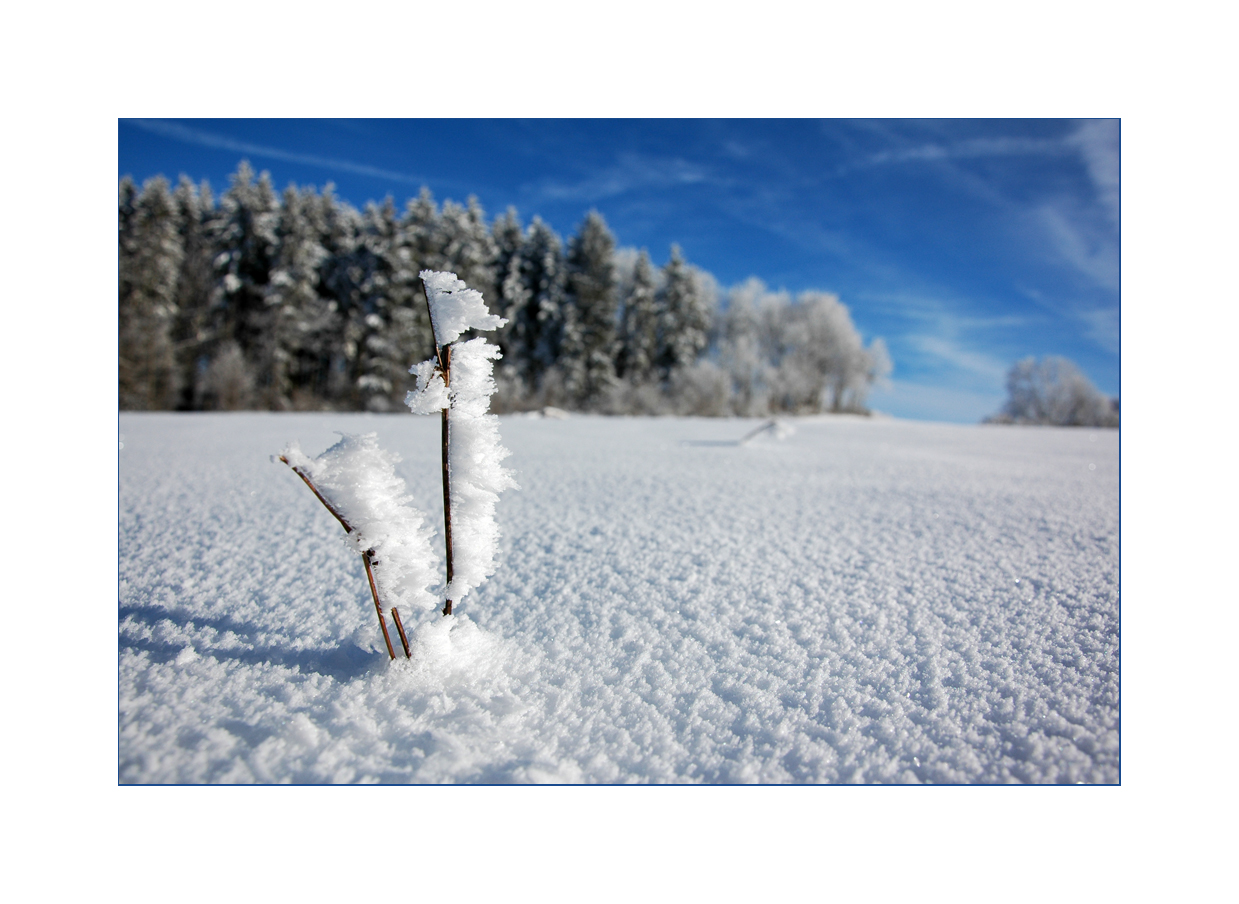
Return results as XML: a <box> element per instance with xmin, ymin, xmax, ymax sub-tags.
<box><xmin>119</xmin><ymin>161</ymin><xmax>890</xmax><ymax>415</ymax></box>
<box><xmin>986</xmin><ymin>356</ymin><xmax>1119</xmax><ymax>427</ymax></box>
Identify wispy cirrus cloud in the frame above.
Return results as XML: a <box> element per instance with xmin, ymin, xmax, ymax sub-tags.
<box><xmin>864</xmin><ymin>290</ymin><xmax>1036</xmax><ymax>332</ymax></box>
<box><xmin>1018</xmin><ymin>285</ymin><xmax>1120</xmax><ymax>356</ymax></box>
<box><xmin>910</xmin><ymin>335</ymin><xmax>1011</xmax><ymax>383</ymax></box>
<box><xmin>526</xmin><ymin>152</ymin><xmax>714</xmax><ymax>204</ymax></box>
<box><xmin>1067</xmin><ymin>119</ymin><xmax>1120</xmax><ymax>226</ymax></box>
<box><xmin>1035</xmin><ymin>200</ymin><xmax>1120</xmax><ymax>292</ymax></box>
<box><xmin>837</xmin><ymin>135</ymin><xmax>1070</xmax><ymax>176</ymax></box>
<box><xmin>1076</xmin><ymin>306</ymin><xmax>1120</xmax><ymax>355</ymax></box>
<box><xmin>835</xmin><ymin>121</ymin><xmax>1121</xmax><ymax>297</ymax></box>
<box><xmin>125</xmin><ymin>119</ymin><xmax>430</xmax><ymax>187</ymax></box>
<box><xmin>859</xmin><ymin>290</ymin><xmax>1034</xmax><ymax>389</ymax></box>
<box><xmin>1038</xmin><ymin>120</ymin><xmax>1120</xmax><ymax>292</ymax></box>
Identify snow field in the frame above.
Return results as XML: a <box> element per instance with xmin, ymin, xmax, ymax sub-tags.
<box><xmin>119</xmin><ymin>412</ymin><xmax>1119</xmax><ymax>783</ymax></box>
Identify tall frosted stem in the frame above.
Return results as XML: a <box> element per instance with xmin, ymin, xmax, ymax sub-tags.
<box><xmin>440</xmin><ymin>346</ymin><xmax>454</xmax><ymax>616</ymax></box>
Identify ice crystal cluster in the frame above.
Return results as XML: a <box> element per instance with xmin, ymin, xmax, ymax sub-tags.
<box><xmin>406</xmin><ymin>270</ymin><xmax>518</xmax><ymax>603</ymax></box>
<box><xmin>279</xmin><ymin>433</ymin><xmax>441</xmax><ymax>612</ymax></box>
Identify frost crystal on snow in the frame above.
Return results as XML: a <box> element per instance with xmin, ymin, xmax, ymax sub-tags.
<box><xmin>419</xmin><ymin>269</ymin><xmax>507</xmax><ymax>345</ymax></box>
<box><xmin>280</xmin><ymin>433</ymin><xmax>442</xmax><ymax>612</ymax></box>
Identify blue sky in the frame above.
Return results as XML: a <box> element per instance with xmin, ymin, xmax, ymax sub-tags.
<box><xmin>119</xmin><ymin>118</ymin><xmax>1119</xmax><ymax>423</ymax></box>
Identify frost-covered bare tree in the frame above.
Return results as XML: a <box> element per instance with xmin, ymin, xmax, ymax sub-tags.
<box><xmin>201</xmin><ymin>340</ymin><xmax>255</xmax><ymax>410</ymax></box>
<box><xmin>772</xmin><ymin>291</ymin><xmax>886</xmax><ymax>413</ymax></box>
<box><xmin>715</xmin><ymin>280</ymin><xmax>887</xmax><ymax>415</ymax></box>
<box><xmin>718</xmin><ymin>278</ymin><xmax>782</xmax><ymax>415</ymax></box>
<box><xmin>987</xmin><ymin>356</ymin><xmax>1119</xmax><ymax>427</ymax></box>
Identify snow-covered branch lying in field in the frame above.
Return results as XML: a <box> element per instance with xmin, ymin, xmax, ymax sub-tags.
<box><xmin>407</xmin><ymin>270</ymin><xmax>517</xmax><ymax>614</ymax></box>
<box><xmin>278</xmin><ymin>433</ymin><xmax>441</xmax><ymax>658</ymax></box>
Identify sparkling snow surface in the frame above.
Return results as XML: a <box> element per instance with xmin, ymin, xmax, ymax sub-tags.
<box><xmin>119</xmin><ymin>413</ymin><xmax>1119</xmax><ymax>783</ymax></box>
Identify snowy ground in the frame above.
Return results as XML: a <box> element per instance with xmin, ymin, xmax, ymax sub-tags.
<box><xmin>118</xmin><ymin>412</ymin><xmax>1119</xmax><ymax>783</ymax></box>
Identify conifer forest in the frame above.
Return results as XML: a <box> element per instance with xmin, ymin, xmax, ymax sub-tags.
<box><xmin>119</xmin><ymin>162</ymin><xmax>891</xmax><ymax>416</ymax></box>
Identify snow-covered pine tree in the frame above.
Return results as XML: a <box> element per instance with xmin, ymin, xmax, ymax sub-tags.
<box><xmin>212</xmin><ymin>161</ymin><xmax>279</xmax><ymax>389</ymax></box>
<box><xmin>170</xmin><ymin>176</ymin><xmax>217</xmax><ymax>410</ymax></box>
<box><xmin>406</xmin><ymin>271</ymin><xmax>517</xmax><ymax>615</ymax></box>
<box><xmin>119</xmin><ymin>175</ymin><xmax>139</xmax><ymax>245</ymax></box>
<box><xmin>616</xmin><ymin>248</ymin><xmax>659</xmax><ymax>384</ymax></box>
<box><xmin>488</xmin><ymin>208</ymin><xmax>529</xmax><ymax>405</ymax></box>
<box><xmin>512</xmin><ymin>217</ymin><xmax>568</xmax><ymax>390</ymax></box>
<box><xmin>402</xmin><ymin>187</ymin><xmax>441</xmax><ymax>270</ymax></box>
<box><xmin>348</xmin><ymin>197</ymin><xmax>432</xmax><ymax>411</ymax></box>
<box><xmin>561</xmin><ymin>211</ymin><xmax>619</xmax><ymax>406</ymax></box>
<box><xmin>309</xmin><ymin>183</ymin><xmax>363</xmax><ymax>407</ymax></box>
<box><xmin>118</xmin><ymin>176</ymin><xmax>139</xmax><ymax>353</ymax></box>
<box><xmin>490</xmin><ymin>207</ymin><xmax>526</xmax><ymax>341</ymax></box>
<box><xmin>399</xmin><ymin>188</ymin><xmax>456</xmax><ymax>361</ymax></box>
<box><xmin>655</xmin><ymin>245</ymin><xmax>712</xmax><ymax>380</ymax></box>
<box><xmin>261</xmin><ymin>184</ymin><xmax>336</xmax><ymax>408</ymax></box>
<box><xmin>346</xmin><ymin>198</ymin><xmax>396</xmax><ymax>410</ymax></box>
<box><xmin>201</xmin><ymin>340</ymin><xmax>255</xmax><ymax>410</ymax></box>
<box><xmin>119</xmin><ymin>176</ymin><xmax>183</xmax><ymax>410</ymax></box>
<box><xmin>435</xmin><ymin>197</ymin><xmax>498</xmax><ymax>305</ymax></box>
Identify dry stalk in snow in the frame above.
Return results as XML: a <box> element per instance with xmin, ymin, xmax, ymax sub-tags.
<box><xmin>273</xmin><ymin>271</ymin><xmax>514</xmax><ymax>662</ymax></box>
<box><xmin>408</xmin><ymin>270</ymin><xmax>516</xmax><ymax>617</ymax></box>
<box><xmin>278</xmin><ymin>455</ymin><xmax>406</xmax><ymax>659</ymax></box>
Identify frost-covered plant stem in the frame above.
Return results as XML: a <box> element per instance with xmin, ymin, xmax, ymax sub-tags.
<box><xmin>279</xmin><ymin>455</ymin><xmax>405</xmax><ymax>659</ymax></box>
<box><xmin>389</xmin><ymin>600</ymin><xmax>411</xmax><ymax>657</ymax></box>
<box><xmin>409</xmin><ymin>270</ymin><xmax>516</xmax><ymax>618</ymax></box>
<box><xmin>428</xmin><ymin>305</ymin><xmax>456</xmax><ymax>616</ymax></box>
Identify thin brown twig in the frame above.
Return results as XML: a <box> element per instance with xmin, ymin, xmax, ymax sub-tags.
<box><xmin>391</xmin><ymin>607</ymin><xmax>411</xmax><ymax>658</ymax></box>
<box><xmin>279</xmin><ymin>456</ymin><xmax>354</xmax><ymax>532</ymax></box>
<box><xmin>362</xmin><ymin>551</ymin><xmax>396</xmax><ymax>660</ymax></box>
<box><xmin>440</xmin><ymin>347</ymin><xmax>454</xmax><ymax>617</ymax></box>
<box><xmin>423</xmin><ymin>276</ymin><xmax>455</xmax><ymax>618</ymax></box>
<box><xmin>279</xmin><ymin>455</ymin><xmax>395</xmax><ymax>660</ymax></box>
